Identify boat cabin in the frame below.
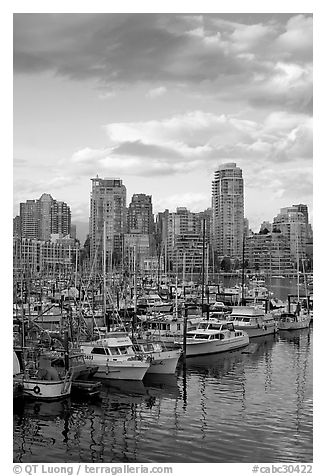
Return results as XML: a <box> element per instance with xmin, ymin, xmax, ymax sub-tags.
<box><xmin>196</xmin><ymin>321</ymin><xmax>235</xmax><ymax>332</ymax></box>
<box><xmin>81</xmin><ymin>333</ymin><xmax>136</xmax><ymax>358</ymax></box>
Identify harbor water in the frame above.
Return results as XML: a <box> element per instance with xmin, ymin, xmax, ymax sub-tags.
<box><xmin>13</xmin><ymin>279</ymin><xmax>313</xmax><ymax>463</ymax></box>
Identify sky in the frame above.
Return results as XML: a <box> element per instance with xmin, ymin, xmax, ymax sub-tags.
<box><xmin>13</xmin><ymin>12</ymin><xmax>313</xmax><ymax>235</ymax></box>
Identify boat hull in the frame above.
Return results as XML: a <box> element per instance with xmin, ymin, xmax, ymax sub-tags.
<box><xmin>14</xmin><ymin>377</ymin><xmax>72</xmax><ymax>400</ymax></box>
<box><xmin>91</xmin><ymin>360</ymin><xmax>150</xmax><ymax>380</ymax></box>
<box><xmin>233</xmin><ymin>325</ymin><xmax>277</xmax><ymax>338</ymax></box>
<box><xmin>185</xmin><ymin>336</ymin><xmax>249</xmax><ymax>357</ymax></box>
<box><xmin>278</xmin><ymin>317</ymin><xmax>311</xmax><ymax>331</ymax></box>
<box><xmin>146</xmin><ymin>350</ymin><xmax>181</xmax><ymax>374</ymax></box>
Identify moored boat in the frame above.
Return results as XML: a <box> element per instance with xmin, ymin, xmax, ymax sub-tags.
<box><xmin>276</xmin><ymin>312</ymin><xmax>311</xmax><ymax>331</ymax></box>
<box><xmin>176</xmin><ymin>319</ymin><xmax>249</xmax><ymax>357</ymax></box>
<box><xmin>80</xmin><ymin>332</ymin><xmax>150</xmax><ymax>380</ymax></box>
<box><xmin>132</xmin><ymin>339</ymin><xmax>181</xmax><ymax>374</ymax></box>
<box><xmin>13</xmin><ymin>353</ymin><xmax>73</xmax><ymax>400</ymax></box>
<box><xmin>230</xmin><ymin>306</ymin><xmax>278</xmax><ymax>338</ymax></box>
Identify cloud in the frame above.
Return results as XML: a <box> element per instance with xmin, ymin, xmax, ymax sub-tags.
<box><xmin>154</xmin><ymin>193</ymin><xmax>210</xmax><ymax>213</ymax></box>
<box><xmin>65</xmin><ymin>109</ymin><xmax>312</xmax><ymax>186</ymax></box>
<box><xmin>146</xmin><ymin>86</ymin><xmax>167</xmax><ymax>98</ymax></box>
<box><xmin>14</xmin><ymin>13</ymin><xmax>312</xmax><ymax>112</ymax></box>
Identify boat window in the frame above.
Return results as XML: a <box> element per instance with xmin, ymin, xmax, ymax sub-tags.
<box><xmin>167</xmin><ymin>324</ymin><xmax>171</xmax><ymax>330</ymax></box>
<box><xmin>226</xmin><ymin>323</ymin><xmax>234</xmax><ymax>331</ymax></box>
<box><xmin>110</xmin><ymin>347</ymin><xmax>120</xmax><ymax>355</ymax></box>
<box><xmin>208</xmin><ymin>324</ymin><xmax>221</xmax><ymax>330</ymax></box>
<box><xmin>91</xmin><ymin>347</ymin><xmax>107</xmax><ymax>355</ymax></box>
<box><xmin>220</xmin><ymin>334</ymin><xmax>224</xmax><ymax>340</ymax></box>
<box><xmin>243</xmin><ymin>318</ymin><xmax>251</xmax><ymax>322</ymax></box>
<box><xmin>194</xmin><ymin>334</ymin><xmax>210</xmax><ymax>339</ymax></box>
<box><xmin>119</xmin><ymin>346</ymin><xmax>129</xmax><ymax>355</ymax></box>
<box><xmin>221</xmin><ymin>324</ymin><xmax>228</xmax><ymax>330</ymax></box>
<box><xmin>211</xmin><ymin>333</ymin><xmax>220</xmax><ymax>340</ymax></box>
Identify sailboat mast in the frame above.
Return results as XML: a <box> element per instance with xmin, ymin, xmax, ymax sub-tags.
<box><xmin>103</xmin><ymin>221</ymin><xmax>106</xmax><ymax>321</ymax></box>
<box><xmin>133</xmin><ymin>245</ymin><xmax>137</xmax><ymax>313</ymax></box>
<box><xmin>201</xmin><ymin>218</ymin><xmax>206</xmax><ymax>313</ymax></box>
<box><xmin>296</xmin><ymin>228</ymin><xmax>300</xmax><ymax>303</ymax></box>
<box><xmin>241</xmin><ymin>233</ymin><xmax>245</xmax><ymax>305</ymax></box>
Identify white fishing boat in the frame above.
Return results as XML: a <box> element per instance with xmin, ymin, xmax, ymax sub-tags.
<box><xmin>13</xmin><ymin>353</ymin><xmax>73</xmax><ymax>400</ymax></box>
<box><xmin>80</xmin><ymin>332</ymin><xmax>150</xmax><ymax>380</ymax></box>
<box><xmin>132</xmin><ymin>339</ymin><xmax>181</xmax><ymax>374</ymax></box>
<box><xmin>230</xmin><ymin>306</ymin><xmax>278</xmax><ymax>338</ymax></box>
<box><xmin>176</xmin><ymin>319</ymin><xmax>249</xmax><ymax>357</ymax></box>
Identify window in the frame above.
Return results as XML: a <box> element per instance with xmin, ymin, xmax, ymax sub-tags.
<box><xmin>119</xmin><ymin>347</ymin><xmax>128</xmax><ymax>355</ymax></box>
<box><xmin>91</xmin><ymin>347</ymin><xmax>107</xmax><ymax>355</ymax></box>
<box><xmin>110</xmin><ymin>347</ymin><xmax>119</xmax><ymax>355</ymax></box>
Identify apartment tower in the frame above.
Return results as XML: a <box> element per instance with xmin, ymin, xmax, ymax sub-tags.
<box><xmin>89</xmin><ymin>176</ymin><xmax>127</xmax><ymax>270</ymax></box>
<box><xmin>212</xmin><ymin>162</ymin><xmax>244</xmax><ymax>259</ymax></box>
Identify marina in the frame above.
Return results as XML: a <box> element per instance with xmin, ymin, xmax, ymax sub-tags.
<box><xmin>14</xmin><ymin>327</ymin><xmax>313</xmax><ymax>463</ymax></box>
<box><xmin>12</xmin><ymin>12</ymin><xmax>313</xmax><ymax>467</ymax></box>
<box><xmin>13</xmin><ymin>276</ymin><xmax>313</xmax><ymax>463</ymax></box>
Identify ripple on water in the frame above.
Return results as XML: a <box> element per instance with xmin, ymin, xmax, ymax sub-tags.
<box><xmin>13</xmin><ymin>328</ymin><xmax>313</xmax><ymax>463</ymax></box>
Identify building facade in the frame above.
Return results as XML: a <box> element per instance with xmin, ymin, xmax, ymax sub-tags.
<box><xmin>273</xmin><ymin>206</ymin><xmax>308</xmax><ymax>264</ymax></box>
<box><xmin>13</xmin><ymin>237</ymin><xmax>75</xmax><ymax>274</ymax></box>
<box><xmin>245</xmin><ymin>232</ymin><xmax>292</xmax><ymax>273</ymax></box>
<box><xmin>212</xmin><ymin>162</ymin><xmax>244</xmax><ymax>260</ymax></box>
<box><xmin>18</xmin><ymin>194</ymin><xmax>71</xmax><ymax>241</ymax></box>
<box><xmin>89</xmin><ymin>176</ymin><xmax>127</xmax><ymax>270</ymax></box>
<box><xmin>127</xmin><ymin>194</ymin><xmax>154</xmax><ymax>235</ymax></box>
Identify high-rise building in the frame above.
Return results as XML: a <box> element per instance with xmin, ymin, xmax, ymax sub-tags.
<box><xmin>13</xmin><ymin>216</ymin><xmax>21</xmax><ymax>238</ymax></box>
<box><xmin>212</xmin><ymin>162</ymin><xmax>244</xmax><ymax>259</ymax></box>
<box><xmin>19</xmin><ymin>194</ymin><xmax>71</xmax><ymax>241</ymax></box>
<box><xmin>127</xmin><ymin>194</ymin><xmax>154</xmax><ymax>234</ymax></box>
<box><xmin>51</xmin><ymin>201</ymin><xmax>71</xmax><ymax>236</ymax></box>
<box><xmin>167</xmin><ymin>207</ymin><xmax>203</xmax><ymax>274</ymax></box>
<box><xmin>273</xmin><ymin>205</ymin><xmax>308</xmax><ymax>264</ymax></box>
<box><xmin>20</xmin><ymin>199</ymin><xmax>38</xmax><ymax>239</ymax></box>
<box><xmin>89</xmin><ymin>176</ymin><xmax>127</xmax><ymax>270</ymax></box>
<box><xmin>37</xmin><ymin>193</ymin><xmax>53</xmax><ymax>241</ymax></box>
<box><xmin>245</xmin><ymin>231</ymin><xmax>292</xmax><ymax>273</ymax></box>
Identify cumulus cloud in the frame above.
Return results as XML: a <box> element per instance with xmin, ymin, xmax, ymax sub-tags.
<box><xmin>66</xmin><ymin>109</ymin><xmax>312</xmax><ymax>185</ymax></box>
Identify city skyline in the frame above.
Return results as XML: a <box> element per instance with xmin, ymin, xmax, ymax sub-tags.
<box><xmin>14</xmin><ymin>13</ymin><xmax>313</xmax><ymax>232</ymax></box>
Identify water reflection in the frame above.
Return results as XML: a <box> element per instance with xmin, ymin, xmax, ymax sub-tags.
<box><xmin>13</xmin><ymin>329</ymin><xmax>312</xmax><ymax>463</ymax></box>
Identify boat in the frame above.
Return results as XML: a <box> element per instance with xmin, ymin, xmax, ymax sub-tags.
<box><xmin>277</xmin><ymin>312</ymin><xmax>311</xmax><ymax>330</ymax></box>
<box><xmin>13</xmin><ymin>351</ymin><xmax>23</xmax><ymax>400</ymax></box>
<box><xmin>13</xmin><ymin>353</ymin><xmax>73</xmax><ymax>400</ymax></box>
<box><xmin>276</xmin><ymin>241</ymin><xmax>312</xmax><ymax>331</ymax></box>
<box><xmin>43</xmin><ymin>348</ymin><xmax>99</xmax><ymax>381</ymax></box>
<box><xmin>137</xmin><ymin>294</ymin><xmax>173</xmax><ymax>314</ymax></box>
<box><xmin>176</xmin><ymin>319</ymin><xmax>249</xmax><ymax>357</ymax></box>
<box><xmin>132</xmin><ymin>339</ymin><xmax>181</xmax><ymax>374</ymax></box>
<box><xmin>230</xmin><ymin>306</ymin><xmax>278</xmax><ymax>338</ymax></box>
<box><xmin>139</xmin><ymin>313</ymin><xmax>202</xmax><ymax>348</ymax></box>
<box><xmin>80</xmin><ymin>332</ymin><xmax>150</xmax><ymax>380</ymax></box>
